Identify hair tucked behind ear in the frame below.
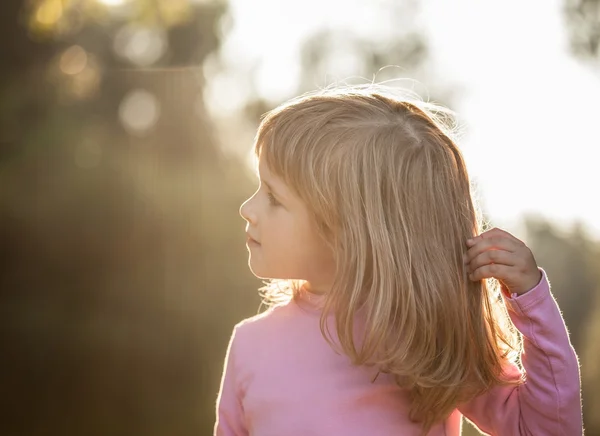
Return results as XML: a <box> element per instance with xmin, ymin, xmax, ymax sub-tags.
<box><xmin>255</xmin><ymin>85</ymin><xmax>522</xmax><ymax>433</ymax></box>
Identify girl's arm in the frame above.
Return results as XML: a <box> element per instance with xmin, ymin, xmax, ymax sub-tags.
<box><xmin>460</xmin><ymin>227</ymin><xmax>583</xmax><ymax>435</ymax></box>
<box><xmin>214</xmin><ymin>326</ymin><xmax>248</xmax><ymax>436</ymax></box>
<box><xmin>460</xmin><ymin>270</ymin><xmax>582</xmax><ymax>435</ymax></box>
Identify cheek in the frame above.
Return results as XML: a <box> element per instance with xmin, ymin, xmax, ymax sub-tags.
<box><xmin>264</xmin><ymin>214</ymin><xmax>295</xmax><ymax>244</ymax></box>
<box><xmin>295</xmin><ymin>228</ymin><xmax>334</xmax><ymax>268</ymax></box>
<box><xmin>267</xmin><ymin>226</ymin><xmax>307</xmax><ymax>272</ymax></box>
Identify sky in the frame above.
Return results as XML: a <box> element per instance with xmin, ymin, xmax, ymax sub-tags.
<box><xmin>216</xmin><ymin>0</ymin><xmax>600</xmax><ymax>240</ymax></box>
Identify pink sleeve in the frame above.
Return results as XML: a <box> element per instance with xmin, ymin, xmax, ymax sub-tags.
<box><xmin>214</xmin><ymin>326</ymin><xmax>248</xmax><ymax>436</ymax></box>
<box><xmin>459</xmin><ymin>269</ymin><xmax>583</xmax><ymax>435</ymax></box>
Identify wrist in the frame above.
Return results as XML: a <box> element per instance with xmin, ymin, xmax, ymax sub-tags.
<box><xmin>507</xmin><ymin>268</ymin><xmax>543</xmax><ymax>297</ymax></box>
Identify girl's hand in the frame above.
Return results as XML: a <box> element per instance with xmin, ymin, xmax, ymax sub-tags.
<box><xmin>464</xmin><ymin>227</ymin><xmax>542</xmax><ymax>296</ymax></box>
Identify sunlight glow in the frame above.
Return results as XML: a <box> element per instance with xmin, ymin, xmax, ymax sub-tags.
<box><xmin>97</xmin><ymin>0</ymin><xmax>126</xmax><ymax>6</ymax></box>
<box><xmin>222</xmin><ymin>0</ymin><xmax>600</xmax><ymax>240</ymax></box>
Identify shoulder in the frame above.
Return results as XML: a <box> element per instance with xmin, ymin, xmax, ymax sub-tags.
<box><xmin>230</xmin><ymin>301</ymin><xmax>298</xmax><ymax>349</ymax></box>
<box><xmin>224</xmin><ymin>302</ymin><xmax>302</xmax><ymax>378</ymax></box>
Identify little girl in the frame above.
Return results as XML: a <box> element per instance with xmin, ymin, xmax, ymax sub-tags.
<box><xmin>214</xmin><ymin>86</ymin><xmax>583</xmax><ymax>435</ymax></box>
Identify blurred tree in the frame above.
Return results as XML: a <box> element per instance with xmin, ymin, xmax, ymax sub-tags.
<box><xmin>524</xmin><ymin>217</ymin><xmax>599</xmax><ymax>434</ymax></box>
<box><xmin>582</xmin><ymin>284</ymin><xmax>600</xmax><ymax>433</ymax></box>
<box><xmin>564</xmin><ymin>0</ymin><xmax>600</xmax><ymax>61</ymax></box>
<box><xmin>297</xmin><ymin>28</ymin><xmax>427</xmax><ymax>91</ymax></box>
<box><xmin>564</xmin><ymin>1</ymin><xmax>600</xmax><ymax>433</ymax></box>
<box><xmin>241</xmin><ymin>0</ymin><xmax>455</xmax><ymax>124</ymax></box>
<box><xmin>0</xmin><ymin>1</ymin><xmax>261</xmax><ymax>435</ymax></box>
<box><xmin>523</xmin><ymin>218</ymin><xmax>598</xmax><ymax>350</ymax></box>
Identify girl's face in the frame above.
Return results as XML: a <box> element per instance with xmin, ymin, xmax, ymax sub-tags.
<box><xmin>239</xmin><ymin>156</ymin><xmax>335</xmax><ymax>292</ymax></box>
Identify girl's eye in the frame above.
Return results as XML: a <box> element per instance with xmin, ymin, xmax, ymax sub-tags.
<box><xmin>267</xmin><ymin>192</ymin><xmax>280</xmax><ymax>206</ymax></box>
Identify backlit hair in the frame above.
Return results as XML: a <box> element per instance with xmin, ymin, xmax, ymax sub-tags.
<box><xmin>254</xmin><ymin>85</ymin><xmax>522</xmax><ymax>433</ymax></box>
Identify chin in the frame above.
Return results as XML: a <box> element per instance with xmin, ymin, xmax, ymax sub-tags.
<box><xmin>247</xmin><ymin>260</ymin><xmax>287</xmax><ymax>281</ymax></box>
<box><xmin>248</xmin><ymin>259</ymin><xmax>268</xmax><ymax>279</ymax></box>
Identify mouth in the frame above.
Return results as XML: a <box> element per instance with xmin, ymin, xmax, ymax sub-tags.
<box><xmin>246</xmin><ymin>235</ymin><xmax>261</xmax><ymax>246</ymax></box>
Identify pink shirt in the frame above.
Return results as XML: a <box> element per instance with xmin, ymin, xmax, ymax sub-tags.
<box><xmin>214</xmin><ymin>270</ymin><xmax>582</xmax><ymax>435</ymax></box>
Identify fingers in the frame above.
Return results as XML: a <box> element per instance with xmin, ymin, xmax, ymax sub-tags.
<box><xmin>464</xmin><ymin>227</ymin><xmax>523</xmax><ymax>282</ymax></box>
<box><xmin>467</xmin><ymin>248</ymin><xmax>515</xmax><ymax>275</ymax></box>
<box><xmin>464</xmin><ymin>234</ymin><xmax>521</xmax><ymax>265</ymax></box>
<box><xmin>463</xmin><ymin>227</ymin><xmax>540</xmax><ymax>292</ymax></box>
<box><xmin>468</xmin><ymin>227</ymin><xmax>524</xmax><ymax>245</ymax></box>
<box><xmin>469</xmin><ymin>263</ymin><xmax>517</xmax><ymax>282</ymax></box>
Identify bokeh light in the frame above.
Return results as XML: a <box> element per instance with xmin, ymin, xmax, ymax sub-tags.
<box><xmin>35</xmin><ymin>0</ymin><xmax>63</xmax><ymax>28</ymax></box>
<box><xmin>114</xmin><ymin>25</ymin><xmax>168</xmax><ymax>67</ymax></box>
<box><xmin>49</xmin><ymin>46</ymin><xmax>102</xmax><ymax>101</ymax></box>
<box><xmin>60</xmin><ymin>45</ymin><xmax>88</xmax><ymax>76</ymax></box>
<box><xmin>118</xmin><ymin>89</ymin><xmax>161</xmax><ymax>135</ymax></box>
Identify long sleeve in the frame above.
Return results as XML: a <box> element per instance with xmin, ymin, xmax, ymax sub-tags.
<box><xmin>214</xmin><ymin>326</ymin><xmax>248</xmax><ymax>436</ymax></box>
<box><xmin>459</xmin><ymin>269</ymin><xmax>583</xmax><ymax>435</ymax></box>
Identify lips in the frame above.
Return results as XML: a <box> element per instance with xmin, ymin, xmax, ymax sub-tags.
<box><xmin>246</xmin><ymin>234</ymin><xmax>261</xmax><ymax>245</ymax></box>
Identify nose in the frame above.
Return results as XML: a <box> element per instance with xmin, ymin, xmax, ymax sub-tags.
<box><xmin>239</xmin><ymin>196</ymin><xmax>256</xmax><ymax>225</ymax></box>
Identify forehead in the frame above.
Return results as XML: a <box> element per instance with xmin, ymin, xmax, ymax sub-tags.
<box><xmin>257</xmin><ymin>153</ymin><xmax>280</xmax><ymax>182</ymax></box>
<box><xmin>257</xmin><ymin>155</ymin><xmax>285</xmax><ymax>187</ymax></box>
<box><xmin>256</xmin><ymin>154</ymin><xmax>269</xmax><ymax>176</ymax></box>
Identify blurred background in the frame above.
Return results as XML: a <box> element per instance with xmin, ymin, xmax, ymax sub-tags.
<box><xmin>1</xmin><ymin>0</ymin><xmax>598</xmax><ymax>434</ymax></box>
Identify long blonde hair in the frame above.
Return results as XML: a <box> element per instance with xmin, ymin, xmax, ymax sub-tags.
<box><xmin>254</xmin><ymin>85</ymin><xmax>522</xmax><ymax>432</ymax></box>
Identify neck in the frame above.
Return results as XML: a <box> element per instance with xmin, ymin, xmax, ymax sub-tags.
<box><xmin>304</xmin><ymin>281</ymin><xmax>330</xmax><ymax>295</ymax></box>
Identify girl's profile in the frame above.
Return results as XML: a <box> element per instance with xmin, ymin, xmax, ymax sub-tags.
<box><xmin>214</xmin><ymin>86</ymin><xmax>583</xmax><ymax>435</ymax></box>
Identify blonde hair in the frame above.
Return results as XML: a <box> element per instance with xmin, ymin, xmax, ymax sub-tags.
<box><xmin>254</xmin><ymin>85</ymin><xmax>522</xmax><ymax>433</ymax></box>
